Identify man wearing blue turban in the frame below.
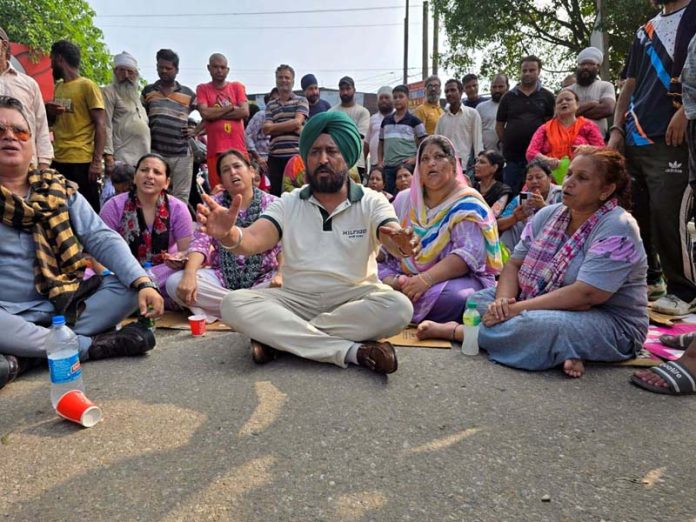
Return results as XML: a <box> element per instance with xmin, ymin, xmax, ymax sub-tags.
<box><xmin>197</xmin><ymin>111</ymin><xmax>420</xmax><ymax>374</ymax></box>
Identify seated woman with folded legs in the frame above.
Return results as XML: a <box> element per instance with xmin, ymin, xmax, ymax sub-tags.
<box><xmin>379</xmin><ymin>135</ymin><xmax>502</xmax><ymax>324</ymax></box>
<box><xmin>167</xmin><ymin>150</ymin><xmax>282</xmax><ymax>322</ymax></box>
<box><xmin>420</xmin><ymin>147</ymin><xmax>648</xmax><ymax>378</ymax></box>
<box><xmin>99</xmin><ymin>153</ymin><xmax>193</xmax><ymax>306</ymax></box>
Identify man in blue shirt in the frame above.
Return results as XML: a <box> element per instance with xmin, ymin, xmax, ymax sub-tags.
<box><xmin>301</xmin><ymin>73</ymin><xmax>331</xmax><ymax>119</ymax></box>
<box><xmin>0</xmin><ymin>96</ymin><xmax>163</xmax><ymax>390</ymax></box>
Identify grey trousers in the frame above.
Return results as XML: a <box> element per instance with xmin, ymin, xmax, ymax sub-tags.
<box><xmin>0</xmin><ymin>276</ymin><xmax>139</xmax><ymax>360</ymax></box>
<box><xmin>221</xmin><ymin>283</ymin><xmax>413</xmax><ymax>367</ymax></box>
<box><xmin>161</xmin><ymin>153</ymin><xmax>194</xmax><ymax>203</ymax></box>
<box><xmin>626</xmin><ymin>141</ymin><xmax>696</xmax><ymax>301</ymax></box>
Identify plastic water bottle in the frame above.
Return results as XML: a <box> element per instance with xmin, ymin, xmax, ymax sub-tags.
<box><xmin>461</xmin><ymin>301</ymin><xmax>481</xmax><ymax>355</ymax></box>
<box><xmin>47</xmin><ymin>315</ymin><xmax>84</xmax><ymax>408</ymax></box>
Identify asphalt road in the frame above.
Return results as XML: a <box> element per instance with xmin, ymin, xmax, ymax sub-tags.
<box><xmin>1</xmin><ymin>329</ymin><xmax>695</xmax><ymax>521</ymax></box>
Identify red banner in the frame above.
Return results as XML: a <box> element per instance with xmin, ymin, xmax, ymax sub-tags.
<box><xmin>9</xmin><ymin>43</ymin><xmax>54</xmax><ymax>102</ymax></box>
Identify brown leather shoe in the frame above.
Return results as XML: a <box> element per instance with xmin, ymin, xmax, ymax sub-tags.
<box><xmin>250</xmin><ymin>340</ymin><xmax>279</xmax><ymax>365</ymax></box>
<box><xmin>356</xmin><ymin>341</ymin><xmax>398</xmax><ymax>374</ymax></box>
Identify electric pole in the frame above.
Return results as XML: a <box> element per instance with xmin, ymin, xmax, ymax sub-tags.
<box><xmin>422</xmin><ymin>1</ymin><xmax>429</xmax><ymax>80</ymax></box>
<box><xmin>403</xmin><ymin>0</ymin><xmax>409</xmax><ymax>84</ymax></box>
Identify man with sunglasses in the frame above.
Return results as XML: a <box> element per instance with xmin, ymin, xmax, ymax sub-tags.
<box><xmin>0</xmin><ymin>96</ymin><xmax>163</xmax><ymax>391</ymax></box>
<box><xmin>0</xmin><ymin>27</ymin><xmax>53</xmax><ymax>170</ymax></box>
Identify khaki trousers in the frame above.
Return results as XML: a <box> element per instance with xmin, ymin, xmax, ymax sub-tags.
<box><xmin>221</xmin><ymin>284</ymin><xmax>413</xmax><ymax>367</ymax></box>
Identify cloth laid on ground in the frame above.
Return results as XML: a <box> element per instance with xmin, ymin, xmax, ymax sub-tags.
<box><xmin>643</xmin><ymin>323</ymin><xmax>695</xmax><ymax>361</ymax></box>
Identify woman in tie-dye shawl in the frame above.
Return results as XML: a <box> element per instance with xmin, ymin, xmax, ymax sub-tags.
<box><xmin>378</xmin><ymin>135</ymin><xmax>502</xmax><ymax>324</ymax></box>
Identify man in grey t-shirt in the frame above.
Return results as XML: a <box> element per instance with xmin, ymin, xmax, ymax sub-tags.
<box><xmin>568</xmin><ymin>47</ymin><xmax>616</xmax><ymax>136</ymax></box>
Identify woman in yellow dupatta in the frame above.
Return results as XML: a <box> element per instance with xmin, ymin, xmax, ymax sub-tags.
<box><xmin>378</xmin><ymin>135</ymin><xmax>502</xmax><ymax>324</ymax></box>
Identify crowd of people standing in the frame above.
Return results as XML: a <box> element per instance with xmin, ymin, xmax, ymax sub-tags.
<box><xmin>1</xmin><ymin>0</ymin><xmax>696</xmax><ymax>396</ymax></box>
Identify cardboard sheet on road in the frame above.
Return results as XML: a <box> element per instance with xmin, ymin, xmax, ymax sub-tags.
<box><xmin>383</xmin><ymin>328</ymin><xmax>452</xmax><ymax>349</ymax></box>
<box><xmin>123</xmin><ymin>311</ymin><xmax>233</xmax><ymax>331</ymax></box>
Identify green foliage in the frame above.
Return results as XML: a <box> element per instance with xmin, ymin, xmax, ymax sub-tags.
<box><xmin>433</xmin><ymin>0</ymin><xmax>657</xmax><ymax>86</ymax></box>
<box><xmin>0</xmin><ymin>0</ymin><xmax>111</xmax><ymax>84</ymax></box>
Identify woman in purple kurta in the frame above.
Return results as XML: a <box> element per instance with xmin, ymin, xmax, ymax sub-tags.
<box><xmin>99</xmin><ymin>154</ymin><xmax>194</xmax><ymax>305</ymax></box>
<box><xmin>166</xmin><ymin>150</ymin><xmax>281</xmax><ymax>322</ymax></box>
<box><xmin>378</xmin><ymin>136</ymin><xmax>502</xmax><ymax>324</ymax></box>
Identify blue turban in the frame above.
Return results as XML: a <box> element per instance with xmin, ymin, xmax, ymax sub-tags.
<box><xmin>299</xmin><ymin>111</ymin><xmax>362</xmax><ymax>168</ymax></box>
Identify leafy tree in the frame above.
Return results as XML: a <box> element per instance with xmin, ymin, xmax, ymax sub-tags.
<box><xmin>0</xmin><ymin>0</ymin><xmax>111</xmax><ymax>84</ymax></box>
<box><xmin>433</xmin><ymin>0</ymin><xmax>657</xmax><ymax>86</ymax></box>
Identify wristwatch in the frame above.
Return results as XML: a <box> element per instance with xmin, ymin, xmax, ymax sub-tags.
<box><xmin>135</xmin><ymin>281</ymin><xmax>160</xmax><ymax>293</ymax></box>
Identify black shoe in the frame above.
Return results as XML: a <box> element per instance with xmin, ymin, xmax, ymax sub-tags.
<box><xmin>88</xmin><ymin>323</ymin><xmax>156</xmax><ymax>361</ymax></box>
<box><xmin>250</xmin><ymin>339</ymin><xmax>279</xmax><ymax>364</ymax></box>
<box><xmin>0</xmin><ymin>355</ymin><xmax>20</xmax><ymax>389</ymax></box>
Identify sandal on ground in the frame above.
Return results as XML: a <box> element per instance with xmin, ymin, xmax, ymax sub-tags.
<box><xmin>630</xmin><ymin>360</ymin><xmax>696</xmax><ymax>395</ymax></box>
<box><xmin>659</xmin><ymin>332</ymin><xmax>696</xmax><ymax>350</ymax></box>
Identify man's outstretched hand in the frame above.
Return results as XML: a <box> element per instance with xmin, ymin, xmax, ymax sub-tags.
<box><xmin>379</xmin><ymin>226</ymin><xmax>421</xmax><ymax>258</ymax></box>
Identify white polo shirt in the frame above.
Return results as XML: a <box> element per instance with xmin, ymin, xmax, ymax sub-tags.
<box><xmin>261</xmin><ymin>181</ymin><xmax>397</xmax><ymax>293</ymax></box>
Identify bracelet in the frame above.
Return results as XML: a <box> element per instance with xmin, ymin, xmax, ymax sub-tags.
<box><xmin>220</xmin><ymin>226</ymin><xmax>243</xmax><ymax>251</ymax></box>
<box><xmin>609</xmin><ymin>125</ymin><xmax>625</xmax><ymax>137</ymax></box>
<box><xmin>418</xmin><ymin>272</ymin><xmax>434</xmax><ymax>288</ymax></box>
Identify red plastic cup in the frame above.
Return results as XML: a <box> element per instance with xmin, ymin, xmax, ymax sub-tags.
<box><xmin>188</xmin><ymin>314</ymin><xmax>207</xmax><ymax>336</ymax></box>
<box><xmin>56</xmin><ymin>390</ymin><xmax>103</xmax><ymax>428</ymax></box>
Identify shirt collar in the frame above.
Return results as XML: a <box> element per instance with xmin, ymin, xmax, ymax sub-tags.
<box><xmin>511</xmin><ymin>81</ymin><xmax>542</xmax><ymax>95</ymax></box>
<box><xmin>0</xmin><ymin>63</ymin><xmax>18</xmax><ymax>76</ymax></box>
<box><xmin>154</xmin><ymin>79</ymin><xmax>182</xmax><ymax>92</ymax></box>
<box><xmin>299</xmin><ymin>179</ymin><xmax>364</xmax><ymax>202</ymax></box>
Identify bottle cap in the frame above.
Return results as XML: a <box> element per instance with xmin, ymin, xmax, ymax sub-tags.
<box><xmin>467</xmin><ymin>301</ymin><xmax>477</xmax><ymax>308</ymax></box>
<box><xmin>52</xmin><ymin>315</ymin><xmax>66</xmax><ymax>326</ymax></box>
<box><xmin>143</xmin><ymin>261</ymin><xmax>153</xmax><ymax>269</ymax></box>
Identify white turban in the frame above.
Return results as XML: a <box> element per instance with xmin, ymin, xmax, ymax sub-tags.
<box><xmin>377</xmin><ymin>85</ymin><xmax>393</xmax><ymax>98</ymax></box>
<box><xmin>113</xmin><ymin>51</ymin><xmax>138</xmax><ymax>70</ymax></box>
<box><xmin>577</xmin><ymin>47</ymin><xmax>603</xmax><ymax>65</ymax></box>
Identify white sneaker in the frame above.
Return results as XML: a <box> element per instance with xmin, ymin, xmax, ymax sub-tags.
<box><xmin>651</xmin><ymin>294</ymin><xmax>696</xmax><ymax>316</ymax></box>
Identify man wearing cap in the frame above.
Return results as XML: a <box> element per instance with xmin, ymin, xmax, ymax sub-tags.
<box><xmin>567</xmin><ymin>47</ymin><xmax>616</xmax><ymax>136</ymax></box>
<box><xmin>413</xmin><ymin>75</ymin><xmax>443</xmax><ymax>135</ymax></box>
<box><xmin>199</xmin><ymin>111</ymin><xmax>417</xmax><ymax>374</ymax></box>
<box><xmin>0</xmin><ymin>27</ymin><xmax>53</xmax><ymax>170</ymax></box>
<box><xmin>101</xmin><ymin>52</ymin><xmax>150</xmax><ymax>175</ymax></box>
<box><xmin>48</xmin><ymin>40</ymin><xmax>106</xmax><ymax>211</ymax></box>
<box><xmin>301</xmin><ymin>73</ymin><xmax>331</xmax><ymax>119</ymax></box>
<box><xmin>365</xmin><ymin>86</ymin><xmax>394</xmax><ymax>171</ymax></box>
<box><xmin>197</xmin><ymin>53</ymin><xmax>249</xmax><ymax>190</ymax></box>
<box><xmin>330</xmin><ymin>76</ymin><xmax>370</xmax><ymax>178</ymax></box>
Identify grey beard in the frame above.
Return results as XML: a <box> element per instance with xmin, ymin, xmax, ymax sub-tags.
<box><xmin>113</xmin><ymin>79</ymin><xmax>141</xmax><ymax>107</ymax></box>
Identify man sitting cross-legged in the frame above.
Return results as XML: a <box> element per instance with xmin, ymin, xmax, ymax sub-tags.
<box><xmin>197</xmin><ymin>111</ymin><xmax>418</xmax><ymax>374</ymax></box>
<box><xmin>0</xmin><ymin>96</ymin><xmax>163</xmax><ymax>390</ymax></box>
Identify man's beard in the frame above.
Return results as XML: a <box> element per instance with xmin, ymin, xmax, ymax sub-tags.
<box><xmin>307</xmin><ymin>165</ymin><xmax>348</xmax><ymax>193</ymax></box>
<box><xmin>306</xmin><ymin>93</ymin><xmax>319</xmax><ymax>104</ymax></box>
<box><xmin>491</xmin><ymin>92</ymin><xmax>504</xmax><ymax>103</ymax></box>
<box><xmin>378</xmin><ymin>102</ymin><xmax>393</xmax><ymax>114</ymax></box>
<box><xmin>576</xmin><ymin>69</ymin><xmax>597</xmax><ymax>87</ymax></box>
<box><xmin>427</xmin><ymin>93</ymin><xmax>439</xmax><ymax>104</ymax></box>
<box><xmin>52</xmin><ymin>65</ymin><xmax>64</xmax><ymax>81</ymax></box>
<box><xmin>113</xmin><ymin>78</ymin><xmax>141</xmax><ymax>106</ymax></box>
<box><xmin>340</xmin><ymin>94</ymin><xmax>354</xmax><ymax>104</ymax></box>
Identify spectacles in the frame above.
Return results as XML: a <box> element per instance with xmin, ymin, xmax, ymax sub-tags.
<box><xmin>0</xmin><ymin>122</ymin><xmax>31</xmax><ymax>142</ymax></box>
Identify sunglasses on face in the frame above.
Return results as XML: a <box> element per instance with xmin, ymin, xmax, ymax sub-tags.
<box><xmin>0</xmin><ymin>122</ymin><xmax>31</xmax><ymax>142</ymax></box>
